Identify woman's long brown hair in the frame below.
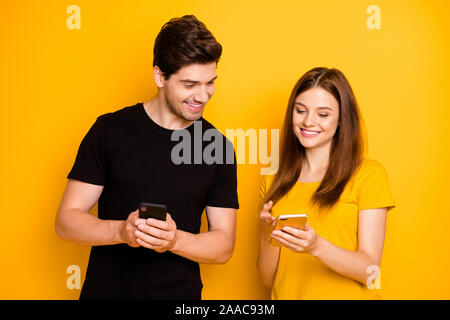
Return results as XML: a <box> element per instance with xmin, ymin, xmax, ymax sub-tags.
<box><xmin>264</xmin><ymin>67</ymin><xmax>365</xmax><ymax>209</ymax></box>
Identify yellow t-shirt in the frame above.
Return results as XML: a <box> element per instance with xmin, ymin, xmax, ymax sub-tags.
<box><xmin>260</xmin><ymin>159</ymin><xmax>395</xmax><ymax>300</ymax></box>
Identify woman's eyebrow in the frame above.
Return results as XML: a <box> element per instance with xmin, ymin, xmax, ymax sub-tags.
<box><xmin>294</xmin><ymin>102</ymin><xmax>333</xmax><ymax>111</ymax></box>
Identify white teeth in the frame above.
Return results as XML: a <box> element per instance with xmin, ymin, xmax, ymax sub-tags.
<box><xmin>187</xmin><ymin>102</ymin><xmax>202</xmax><ymax>108</ymax></box>
<box><xmin>302</xmin><ymin>128</ymin><xmax>319</xmax><ymax>134</ymax></box>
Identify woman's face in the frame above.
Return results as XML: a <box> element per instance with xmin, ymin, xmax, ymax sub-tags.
<box><xmin>292</xmin><ymin>87</ymin><xmax>340</xmax><ymax>151</ymax></box>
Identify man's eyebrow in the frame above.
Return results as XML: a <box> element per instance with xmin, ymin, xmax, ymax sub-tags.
<box><xmin>179</xmin><ymin>76</ymin><xmax>218</xmax><ymax>84</ymax></box>
<box><xmin>180</xmin><ymin>79</ymin><xmax>197</xmax><ymax>84</ymax></box>
<box><xmin>294</xmin><ymin>102</ymin><xmax>333</xmax><ymax>110</ymax></box>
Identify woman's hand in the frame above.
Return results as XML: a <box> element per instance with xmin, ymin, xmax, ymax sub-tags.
<box><xmin>259</xmin><ymin>200</ymin><xmax>276</xmax><ymax>243</ymax></box>
<box><xmin>271</xmin><ymin>223</ymin><xmax>322</xmax><ymax>256</ymax></box>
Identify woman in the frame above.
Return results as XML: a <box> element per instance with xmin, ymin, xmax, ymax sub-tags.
<box><xmin>257</xmin><ymin>67</ymin><xmax>395</xmax><ymax>299</ymax></box>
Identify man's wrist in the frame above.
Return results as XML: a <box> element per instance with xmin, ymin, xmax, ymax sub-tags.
<box><xmin>111</xmin><ymin>220</ymin><xmax>125</xmax><ymax>244</ymax></box>
<box><xmin>169</xmin><ymin>229</ymin><xmax>183</xmax><ymax>253</ymax></box>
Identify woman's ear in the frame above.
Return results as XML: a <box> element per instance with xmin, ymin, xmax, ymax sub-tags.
<box><xmin>153</xmin><ymin>66</ymin><xmax>165</xmax><ymax>88</ymax></box>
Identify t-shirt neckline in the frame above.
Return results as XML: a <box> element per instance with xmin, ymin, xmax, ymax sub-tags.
<box><xmin>297</xmin><ymin>180</ymin><xmax>321</xmax><ymax>186</ymax></box>
<box><xmin>138</xmin><ymin>102</ymin><xmax>197</xmax><ymax>135</ymax></box>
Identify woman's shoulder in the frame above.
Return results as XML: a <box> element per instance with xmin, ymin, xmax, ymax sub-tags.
<box><xmin>259</xmin><ymin>174</ymin><xmax>278</xmax><ymax>202</ymax></box>
<box><xmin>260</xmin><ymin>174</ymin><xmax>276</xmax><ymax>191</ymax></box>
<box><xmin>359</xmin><ymin>158</ymin><xmax>387</xmax><ymax>171</ymax></box>
<box><xmin>352</xmin><ymin>158</ymin><xmax>389</xmax><ymax>184</ymax></box>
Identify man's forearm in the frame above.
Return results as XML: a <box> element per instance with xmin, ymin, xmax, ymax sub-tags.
<box><xmin>170</xmin><ymin>229</ymin><xmax>234</xmax><ymax>264</ymax></box>
<box><xmin>55</xmin><ymin>209</ymin><xmax>123</xmax><ymax>246</ymax></box>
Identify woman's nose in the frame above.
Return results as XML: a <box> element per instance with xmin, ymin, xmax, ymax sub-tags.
<box><xmin>303</xmin><ymin>113</ymin><xmax>315</xmax><ymax>127</ymax></box>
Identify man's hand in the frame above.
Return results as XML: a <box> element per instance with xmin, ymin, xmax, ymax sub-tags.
<box><xmin>134</xmin><ymin>213</ymin><xmax>178</xmax><ymax>253</ymax></box>
<box><xmin>120</xmin><ymin>210</ymin><xmax>144</xmax><ymax>248</ymax></box>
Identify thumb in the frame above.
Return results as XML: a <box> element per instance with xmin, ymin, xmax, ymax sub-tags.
<box><xmin>264</xmin><ymin>214</ymin><xmax>275</xmax><ymax>224</ymax></box>
<box><xmin>166</xmin><ymin>213</ymin><xmax>176</xmax><ymax>227</ymax></box>
<box><xmin>130</xmin><ymin>210</ymin><xmax>139</xmax><ymax>222</ymax></box>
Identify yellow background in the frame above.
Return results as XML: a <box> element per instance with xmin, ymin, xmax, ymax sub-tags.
<box><xmin>1</xmin><ymin>0</ymin><xmax>449</xmax><ymax>299</ymax></box>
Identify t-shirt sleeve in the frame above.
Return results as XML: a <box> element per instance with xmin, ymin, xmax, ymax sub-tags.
<box><xmin>357</xmin><ymin>161</ymin><xmax>395</xmax><ymax>212</ymax></box>
<box><xmin>67</xmin><ymin>116</ymin><xmax>109</xmax><ymax>186</ymax></box>
<box><xmin>204</xmin><ymin>141</ymin><xmax>239</xmax><ymax>209</ymax></box>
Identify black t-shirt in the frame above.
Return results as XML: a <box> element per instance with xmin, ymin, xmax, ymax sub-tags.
<box><xmin>67</xmin><ymin>103</ymin><xmax>239</xmax><ymax>299</ymax></box>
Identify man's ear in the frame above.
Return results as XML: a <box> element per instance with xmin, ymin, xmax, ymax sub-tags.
<box><xmin>153</xmin><ymin>66</ymin><xmax>165</xmax><ymax>88</ymax></box>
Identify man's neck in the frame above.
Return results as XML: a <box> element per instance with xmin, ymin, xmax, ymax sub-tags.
<box><xmin>143</xmin><ymin>94</ymin><xmax>194</xmax><ymax>130</ymax></box>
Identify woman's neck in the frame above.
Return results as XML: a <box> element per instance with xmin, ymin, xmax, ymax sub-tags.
<box><xmin>300</xmin><ymin>143</ymin><xmax>331</xmax><ymax>181</ymax></box>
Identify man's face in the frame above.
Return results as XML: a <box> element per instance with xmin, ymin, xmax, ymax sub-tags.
<box><xmin>162</xmin><ymin>62</ymin><xmax>217</xmax><ymax>122</ymax></box>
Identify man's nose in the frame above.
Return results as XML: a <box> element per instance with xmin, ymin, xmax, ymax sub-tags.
<box><xmin>194</xmin><ymin>86</ymin><xmax>210</xmax><ymax>103</ymax></box>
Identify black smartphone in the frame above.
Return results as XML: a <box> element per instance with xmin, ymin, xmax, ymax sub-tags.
<box><xmin>138</xmin><ymin>202</ymin><xmax>167</xmax><ymax>221</ymax></box>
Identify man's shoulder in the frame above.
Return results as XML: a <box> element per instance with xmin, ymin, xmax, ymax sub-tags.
<box><xmin>97</xmin><ymin>103</ymin><xmax>142</xmax><ymax>125</ymax></box>
<box><xmin>200</xmin><ymin>117</ymin><xmax>232</xmax><ymax>143</ymax></box>
<box><xmin>200</xmin><ymin>117</ymin><xmax>218</xmax><ymax>131</ymax></box>
<box><xmin>197</xmin><ymin>117</ymin><xmax>237</xmax><ymax>162</ymax></box>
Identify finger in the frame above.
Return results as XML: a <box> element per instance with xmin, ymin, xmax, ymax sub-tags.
<box><xmin>263</xmin><ymin>200</ymin><xmax>273</xmax><ymax>212</ymax></box>
<box><xmin>264</xmin><ymin>217</ymin><xmax>275</xmax><ymax>225</ymax></box>
<box><xmin>129</xmin><ymin>210</ymin><xmax>137</xmax><ymax>222</ymax></box>
<box><xmin>270</xmin><ymin>217</ymin><xmax>277</xmax><ymax>227</ymax></box>
<box><xmin>134</xmin><ymin>217</ymin><xmax>147</xmax><ymax>227</ymax></box>
<box><xmin>130</xmin><ymin>241</ymin><xmax>140</xmax><ymax>248</ymax></box>
<box><xmin>138</xmin><ymin>224</ymin><xmax>172</xmax><ymax>240</ymax></box>
<box><xmin>166</xmin><ymin>213</ymin><xmax>177</xmax><ymax>228</ymax></box>
<box><xmin>261</xmin><ymin>212</ymin><xmax>275</xmax><ymax>223</ymax></box>
<box><xmin>136</xmin><ymin>238</ymin><xmax>156</xmax><ymax>250</ymax></box>
<box><xmin>281</xmin><ymin>226</ymin><xmax>309</xmax><ymax>239</ymax></box>
<box><xmin>146</xmin><ymin>217</ymin><xmax>170</xmax><ymax>230</ymax></box>
<box><xmin>135</xmin><ymin>230</ymin><xmax>165</xmax><ymax>246</ymax></box>
<box><xmin>271</xmin><ymin>233</ymin><xmax>304</xmax><ymax>252</ymax></box>
<box><xmin>146</xmin><ymin>212</ymin><xmax>175</xmax><ymax>230</ymax></box>
<box><xmin>272</xmin><ymin>230</ymin><xmax>308</xmax><ymax>248</ymax></box>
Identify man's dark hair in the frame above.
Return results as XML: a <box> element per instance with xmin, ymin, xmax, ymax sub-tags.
<box><xmin>153</xmin><ymin>15</ymin><xmax>222</xmax><ymax>79</ymax></box>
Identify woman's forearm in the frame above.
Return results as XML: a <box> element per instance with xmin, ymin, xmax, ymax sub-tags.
<box><xmin>257</xmin><ymin>234</ymin><xmax>281</xmax><ymax>288</ymax></box>
<box><xmin>312</xmin><ymin>237</ymin><xmax>378</xmax><ymax>286</ymax></box>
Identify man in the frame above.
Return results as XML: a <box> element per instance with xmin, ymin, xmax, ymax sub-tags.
<box><xmin>55</xmin><ymin>15</ymin><xmax>239</xmax><ymax>299</ymax></box>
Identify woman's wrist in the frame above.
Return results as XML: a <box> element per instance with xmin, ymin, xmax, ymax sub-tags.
<box><xmin>260</xmin><ymin>232</ymin><xmax>271</xmax><ymax>245</ymax></box>
<box><xmin>260</xmin><ymin>229</ymin><xmax>274</xmax><ymax>245</ymax></box>
<box><xmin>310</xmin><ymin>235</ymin><xmax>326</xmax><ymax>258</ymax></box>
